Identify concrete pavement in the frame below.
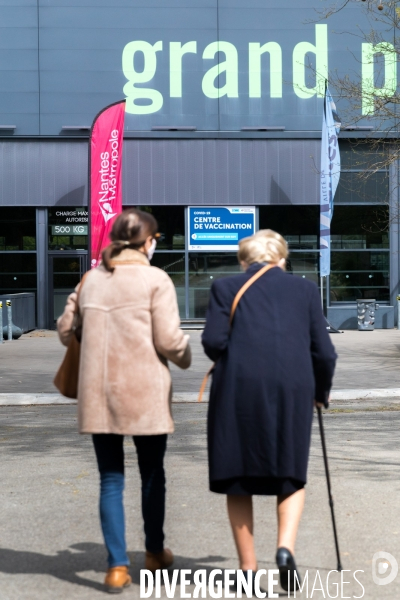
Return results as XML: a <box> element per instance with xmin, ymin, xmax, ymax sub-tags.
<box><xmin>1</xmin><ymin>329</ymin><xmax>400</xmax><ymax>598</ymax></box>
<box><xmin>0</xmin><ymin>328</ymin><xmax>400</xmax><ymax>400</ymax></box>
<box><xmin>0</xmin><ymin>404</ymin><xmax>399</xmax><ymax>599</ymax></box>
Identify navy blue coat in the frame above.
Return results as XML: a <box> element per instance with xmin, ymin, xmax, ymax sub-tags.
<box><xmin>202</xmin><ymin>264</ymin><xmax>337</xmax><ymax>486</ymax></box>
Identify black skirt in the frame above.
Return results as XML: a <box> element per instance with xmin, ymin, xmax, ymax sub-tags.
<box><xmin>210</xmin><ymin>476</ymin><xmax>305</xmax><ymax>496</ymax></box>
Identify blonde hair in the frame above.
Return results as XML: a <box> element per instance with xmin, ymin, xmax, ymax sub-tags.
<box><xmin>238</xmin><ymin>229</ymin><xmax>288</xmax><ymax>265</ymax></box>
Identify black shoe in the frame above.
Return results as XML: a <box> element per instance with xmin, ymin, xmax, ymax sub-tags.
<box><xmin>276</xmin><ymin>547</ymin><xmax>301</xmax><ymax>592</ymax></box>
<box><xmin>229</xmin><ymin>570</ymin><xmax>268</xmax><ymax>598</ymax></box>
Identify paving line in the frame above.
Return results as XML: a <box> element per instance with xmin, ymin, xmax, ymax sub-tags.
<box><xmin>331</xmin><ymin>389</ymin><xmax>400</xmax><ymax>400</ymax></box>
<box><xmin>1</xmin><ymin>389</ymin><xmax>400</xmax><ymax>406</ymax></box>
<box><xmin>0</xmin><ymin>394</ymin><xmax>76</xmax><ymax>406</ymax></box>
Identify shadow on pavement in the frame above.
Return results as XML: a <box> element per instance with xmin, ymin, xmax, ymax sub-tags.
<box><xmin>0</xmin><ymin>543</ymin><xmax>106</xmax><ymax>591</ymax></box>
<box><xmin>0</xmin><ymin>542</ymin><xmax>228</xmax><ymax>591</ymax></box>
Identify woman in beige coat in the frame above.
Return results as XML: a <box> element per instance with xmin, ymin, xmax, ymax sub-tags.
<box><xmin>57</xmin><ymin>208</ymin><xmax>191</xmax><ymax>594</ymax></box>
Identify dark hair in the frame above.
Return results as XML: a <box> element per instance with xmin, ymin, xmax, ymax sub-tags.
<box><xmin>101</xmin><ymin>208</ymin><xmax>158</xmax><ymax>272</ymax></box>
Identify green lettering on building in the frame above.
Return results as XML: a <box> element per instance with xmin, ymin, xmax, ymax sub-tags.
<box><xmin>122</xmin><ymin>41</ymin><xmax>163</xmax><ymax>114</ymax></box>
<box><xmin>362</xmin><ymin>42</ymin><xmax>397</xmax><ymax>115</ymax></box>
<box><xmin>202</xmin><ymin>42</ymin><xmax>239</xmax><ymax>99</ymax></box>
<box><xmin>249</xmin><ymin>42</ymin><xmax>282</xmax><ymax>99</ymax></box>
<box><xmin>121</xmin><ymin>24</ymin><xmax>398</xmax><ymax>116</ymax></box>
<box><xmin>293</xmin><ymin>24</ymin><xmax>327</xmax><ymax>99</ymax></box>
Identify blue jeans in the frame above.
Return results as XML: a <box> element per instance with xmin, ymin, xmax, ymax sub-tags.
<box><xmin>92</xmin><ymin>433</ymin><xmax>167</xmax><ymax>568</ymax></box>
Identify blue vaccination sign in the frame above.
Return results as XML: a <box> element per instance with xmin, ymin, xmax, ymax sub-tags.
<box><xmin>188</xmin><ymin>207</ymin><xmax>256</xmax><ymax>251</ymax></box>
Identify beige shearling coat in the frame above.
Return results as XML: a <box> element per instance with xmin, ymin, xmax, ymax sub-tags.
<box><xmin>57</xmin><ymin>249</ymin><xmax>191</xmax><ymax>435</ymax></box>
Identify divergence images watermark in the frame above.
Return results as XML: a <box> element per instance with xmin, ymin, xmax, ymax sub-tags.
<box><xmin>140</xmin><ymin>568</ymin><xmax>365</xmax><ymax>598</ymax></box>
<box><xmin>140</xmin><ymin>552</ymin><xmax>400</xmax><ymax>598</ymax></box>
<box><xmin>372</xmin><ymin>551</ymin><xmax>398</xmax><ymax>586</ymax></box>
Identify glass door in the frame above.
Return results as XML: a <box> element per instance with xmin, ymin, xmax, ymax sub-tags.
<box><xmin>188</xmin><ymin>253</ymin><xmax>241</xmax><ymax>318</ymax></box>
<box><xmin>48</xmin><ymin>253</ymin><xmax>87</xmax><ymax>327</ymax></box>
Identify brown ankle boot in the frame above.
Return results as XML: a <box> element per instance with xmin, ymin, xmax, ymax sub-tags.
<box><xmin>145</xmin><ymin>548</ymin><xmax>174</xmax><ymax>572</ymax></box>
<box><xmin>104</xmin><ymin>566</ymin><xmax>132</xmax><ymax>594</ymax></box>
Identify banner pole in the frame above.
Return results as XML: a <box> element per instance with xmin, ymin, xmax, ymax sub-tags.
<box><xmin>326</xmin><ymin>275</ymin><xmax>330</xmax><ymax>309</ymax></box>
<box><xmin>321</xmin><ymin>276</ymin><xmax>324</xmax><ymax>310</ymax></box>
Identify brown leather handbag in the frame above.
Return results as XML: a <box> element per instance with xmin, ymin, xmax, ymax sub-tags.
<box><xmin>53</xmin><ymin>273</ymin><xmax>88</xmax><ymax>399</ymax></box>
<box><xmin>198</xmin><ymin>263</ymin><xmax>275</xmax><ymax>402</ymax></box>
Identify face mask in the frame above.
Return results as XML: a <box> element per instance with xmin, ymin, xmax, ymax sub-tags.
<box><xmin>147</xmin><ymin>238</ymin><xmax>157</xmax><ymax>261</ymax></box>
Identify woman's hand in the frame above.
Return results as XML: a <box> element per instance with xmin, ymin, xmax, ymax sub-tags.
<box><xmin>315</xmin><ymin>395</ymin><xmax>330</xmax><ymax>409</ymax></box>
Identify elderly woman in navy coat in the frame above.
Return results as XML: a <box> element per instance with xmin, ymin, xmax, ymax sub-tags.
<box><xmin>202</xmin><ymin>229</ymin><xmax>337</xmax><ymax>591</ymax></box>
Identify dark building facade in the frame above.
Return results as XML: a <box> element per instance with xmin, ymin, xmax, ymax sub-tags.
<box><xmin>0</xmin><ymin>1</ymin><xmax>397</xmax><ymax>328</ymax></box>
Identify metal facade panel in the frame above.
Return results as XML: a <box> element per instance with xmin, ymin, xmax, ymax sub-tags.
<box><xmin>201</xmin><ymin>140</ymin><xmax>216</xmax><ymax>205</ymax></box>
<box><xmin>0</xmin><ymin>1</ymin><xmax>390</xmax><ymax>134</ymax></box>
<box><xmin>140</xmin><ymin>141</ymin><xmax>154</xmax><ymax>206</ymax></box>
<box><xmin>186</xmin><ymin>140</ymin><xmax>206</xmax><ymax>205</ymax></box>
<box><xmin>38</xmin><ymin>4</ymin><xmax>218</xmax><ymax>133</ymax></box>
<box><xmin>40</xmin><ymin>142</ymin><xmax>88</xmax><ymax>206</ymax></box>
<box><xmin>0</xmin><ymin>6</ymin><xmax>37</xmax><ymax>27</ymax></box>
<box><xmin>215</xmin><ymin>141</ymin><xmax>228</xmax><ymax>205</ymax></box>
<box><xmin>0</xmin><ymin>141</ymin><xmax>87</xmax><ymax>206</ymax></box>
<box><xmin>122</xmin><ymin>139</ymin><xmax>320</xmax><ymax>206</ymax></box>
<box><xmin>0</xmin><ymin>5</ymin><xmax>39</xmax><ymax>134</ymax></box>
<box><xmin>39</xmin><ymin>6</ymin><xmax>216</xmax><ymax>29</ymax></box>
<box><xmin>217</xmin><ymin>3</ymin><xmax>374</xmax><ymax>131</ymax></box>
<box><xmin>41</xmin><ymin>1</ymin><xmax>216</xmax><ymax>6</ymax></box>
<box><xmin>164</xmin><ymin>140</ymin><xmax>178</xmax><ymax>205</ymax></box>
<box><xmin>16</xmin><ymin>143</ymin><xmax>40</xmax><ymax>206</ymax></box>
<box><xmin>0</xmin><ymin>1</ymin><xmax>37</xmax><ymax>5</ymax></box>
<box><xmin>0</xmin><ymin>139</ymin><xmax>319</xmax><ymax>207</ymax></box>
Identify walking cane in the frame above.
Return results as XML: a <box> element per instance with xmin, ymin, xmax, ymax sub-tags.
<box><xmin>317</xmin><ymin>406</ymin><xmax>343</xmax><ymax>572</ymax></box>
